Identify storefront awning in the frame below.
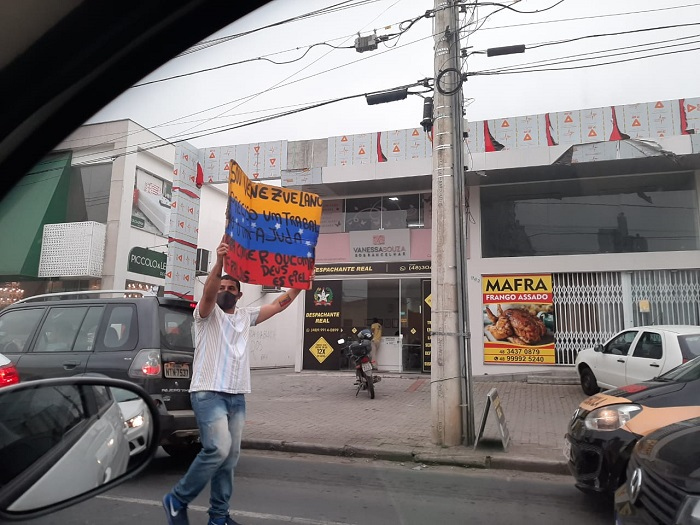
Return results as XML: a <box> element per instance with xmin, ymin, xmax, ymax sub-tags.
<box><xmin>0</xmin><ymin>152</ymin><xmax>71</xmax><ymax>280</ymax></box>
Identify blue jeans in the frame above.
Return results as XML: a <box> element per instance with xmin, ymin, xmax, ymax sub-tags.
<box><xmin>173</xmin><ymin>391</ymin><xmax>246</xmax><ymax>519</ymax></box>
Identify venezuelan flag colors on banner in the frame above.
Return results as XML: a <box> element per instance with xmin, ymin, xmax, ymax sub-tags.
<box><xmin>224</xmin><ymin>160</ymin><xmax>322</xmax><ymax>290</ymax></box>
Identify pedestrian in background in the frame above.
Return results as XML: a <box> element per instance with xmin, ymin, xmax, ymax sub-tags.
<box><xmin>370</xmin><ymin>317</ymin><xmax>382</xmax><ymax>370</ymax></box>
<box><xmin>163</xmin><ymin>239</ymin><xmax>301</xmax><ymax>525</ymax></box>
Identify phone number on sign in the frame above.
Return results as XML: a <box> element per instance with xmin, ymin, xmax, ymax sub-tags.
<box><xmin>504</xmin><ymin>355</ymin><xmax>548</xmax><ymax>363</ymax></box>
<box><xmin>496</xmin><ymin>348</ymin><xmax>545</xmax><ymax>355</ymax></box>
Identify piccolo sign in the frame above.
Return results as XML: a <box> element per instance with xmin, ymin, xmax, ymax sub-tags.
<box><xmin>482</xmin><ymin>274</ymin><xmax>556</xmax><ymax>365</ymax></box>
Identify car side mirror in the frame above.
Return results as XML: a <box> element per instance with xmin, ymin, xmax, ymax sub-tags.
<box><xmin>0</xmin><ymin>377</ymin><xmax>159</xmax><ymax>521</ymax></box>
<box><xmin>594</xmin><ymin>344</ymin><xmax>604</xmax><ymax>353</ymax></box>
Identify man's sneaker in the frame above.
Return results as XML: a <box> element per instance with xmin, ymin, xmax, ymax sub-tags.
<box><xmin>163</xmin><ymin>492</ymin><xmax>189</xmax><ymax>525</ymax></box>
<box><xmin>208</xmin><ymin>515</ymin><xmax>243</xmax><ymax>525</ymax></box>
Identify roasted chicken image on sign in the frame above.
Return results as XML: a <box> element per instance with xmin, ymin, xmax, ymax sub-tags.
<box><xmin>485</xmin><ymin>304</ymin><xmax>547</xmax><ymax>345</ymax></box>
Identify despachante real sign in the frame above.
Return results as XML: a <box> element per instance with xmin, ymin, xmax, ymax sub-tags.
<box><xmin>128</xmin><ymin>247</ymin><xmax>167</xmax><ymax>279</ymax></box>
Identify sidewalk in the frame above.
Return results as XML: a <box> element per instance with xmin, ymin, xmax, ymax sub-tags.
<box><xmin>243</xmin><ymin>368</ymin><xmax>587</xmax><ymax>475</ymax></box>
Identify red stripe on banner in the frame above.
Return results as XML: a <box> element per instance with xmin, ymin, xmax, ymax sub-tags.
<box><xmin>173</xmin><ymin>187</ymin><xmax>200</xmax><ymax>199</ymax></box>
<box><xmin>164</xmin><ymin>291</ymin><xmax>194</xmax><ymax>301</ymax></box>
<box><xmin>223</xmin><ymin>235</ymin><xmax>314</xmax><ymax>290</ymax></box>
<box><xmin>168</xmin><ymin>237</ymin><xmax>197</xmax><ymax>249</ymax></box>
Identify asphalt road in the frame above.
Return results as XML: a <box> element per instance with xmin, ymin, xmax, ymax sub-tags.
<box><xmin>12</xmin><ymin>450</ymin><xmax>613</xmax><ymax>525</ymax></box>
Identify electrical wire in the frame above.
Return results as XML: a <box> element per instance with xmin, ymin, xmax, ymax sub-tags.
<box><xmin>178</xmin><ymin>0</ymin><xmax>387</xmax><ymax>57</ymax></box>
<box><xmin>467</xmin><ymin>45</ymin><xmax>700</xmax><ymax>76</ymax></box>
<box><xmin>59</xmin><ymin>81</ymin><xmax>432</xmax><ymax>167</ymax></box>
<box><xmin>474</xmin><ymin>34</ymin><xmax>700</xmax><ymax>73</ymax></box>
<box><xmin>465</xmin><ymin>2</ymin><xmax>700</xmax><ymax>32</ymax></box>
<box><xmin>133</xmin><ymin>3</ymin><xmax>428</xmax><ymax>88</ymax></box>
<box><xmin>467</xmin><ymin>22</ymin><xmax>700</xmax><ymax>56</ymax></box>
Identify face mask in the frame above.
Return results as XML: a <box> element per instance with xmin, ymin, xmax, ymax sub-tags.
<box><xmin>216</xmin><ymin>291</ymin><xmax>238</xmax><ymax>311</ymax></box>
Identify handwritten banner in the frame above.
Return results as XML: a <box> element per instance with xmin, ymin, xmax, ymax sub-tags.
<box><xmin>224</xmin><ymin>160</ymin><xmax>322</xmax><ymax>290</ymax></box>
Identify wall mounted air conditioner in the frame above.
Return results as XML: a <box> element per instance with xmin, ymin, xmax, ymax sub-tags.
<box><xmin>195</xmin><ymin>248</ymin><xmax>210</xmax><ymax>275</ymax></box>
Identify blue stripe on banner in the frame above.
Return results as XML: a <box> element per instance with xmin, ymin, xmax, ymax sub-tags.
<box><xmin>226</xmin><ymin>197</ymin><xmax>319</xmax><ymax>259</ymax></box>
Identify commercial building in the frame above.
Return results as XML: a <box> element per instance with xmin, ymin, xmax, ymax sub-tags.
<box><xmin>2</xmin><ymin>96</ymin><xmax>699</xmax><ymax>374</ymax></box>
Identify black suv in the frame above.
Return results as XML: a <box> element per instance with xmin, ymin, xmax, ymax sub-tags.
<box><xmin>0</xmin><ymin>291</ymin><xmax>199</xmax><ymax>457</ymax></box>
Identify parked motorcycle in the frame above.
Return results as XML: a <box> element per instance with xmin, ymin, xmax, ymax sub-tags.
<box><xmin>338</xmin><ymin>328</ymin><xmax>380</xmax><ymax>399</ymax></box>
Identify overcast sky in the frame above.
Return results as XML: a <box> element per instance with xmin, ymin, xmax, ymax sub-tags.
<box><xmin>89</xmin><ymin>0</ymin><xmax>700</xmax><ymax>149</ymax></box>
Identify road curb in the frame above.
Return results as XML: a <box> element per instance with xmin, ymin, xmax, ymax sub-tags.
<box><xmin>242</xmin><ymin>438</ymin><xmax>570</xmax><ymax>475</ymax></box>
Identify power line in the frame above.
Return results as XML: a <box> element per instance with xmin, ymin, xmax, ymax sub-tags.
<box><xmin>468</xmin><ymin>45</ymin><xmax>700</xmax><ymax>76</ymax></box>
<box><xmin>63</xmin><ymin>81</ymin><xmax>431</xmax><ymax>167</ymax></box>
<box><xmin>468</xmin><ymin>22</ymin><xmax>700</xmax><ymax>56</ymax></box>
<box><xmin>178</xmin><ymin>0</ymin><xmax>387</xmax><ymax>57</ymax></box>
<box><xmin>51</xmin><ymin>10</ymin><xmax>435</xmax><ymax>167</ymax></box>
<box><xmin>474</xmin><ymin>34</ymin><xmax>700</xmax><ymax>73</ymax></box>
<box><xmin>468</xmin><ymin>2</ymin><xmax>700</xmax><ymax>32</ymax></box>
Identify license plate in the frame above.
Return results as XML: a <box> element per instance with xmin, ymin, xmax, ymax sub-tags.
<box><xmin>563</xmin><ymin>439</ymin><xmax>571</xmax><ymax>461</ymax></box>
<box><xmin>164</xmin><ymin>362</ymin><xmax>190</xmax><ymax>379</ymax></box>
<box><xmin>362</xmin><ymin>362</ymin><xmax>373</xmax><ymax>372</ymax></box>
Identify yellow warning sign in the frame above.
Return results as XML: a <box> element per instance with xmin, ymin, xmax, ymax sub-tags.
<box><xmin>393</xmin><ymin>145</ymin><xmax>400</xmax><ymax>153</ymax></box>
<box><xmin>564</xmin><ymin>115</ymin><xmax>574</xmax><ymax>123</ymax></box>
<box><xmin>309</xmin><ymin>336</ymin><xmax>334</xmax><ymax>364</ymax></box>
<box><xmin>358</xmin><ymin>147</ymin><xmax>366</xmax><ymax>155</ymax></box>
<box><xmin>588</xmin><ymin>129</ymin><xmax>598</xmax><ymax>137</ymax></box>
<box><xmin>632</xmin><ymin>118</ymin><xmax>641</xmax><ymax>127</ymax></box>
<box><xmin>501</xmin><ymin>120</ymin><xmax>510</xmax><ymax>128</ymax></box>
<box><xmin>523</xmin><ymin>133</ymin><xmax>532</xmax><ymax>141</ymax></box>
<box><xmin>425</xmin><ymin>294</ymin><xmax>432</xmax><ymax>308</ymax></box>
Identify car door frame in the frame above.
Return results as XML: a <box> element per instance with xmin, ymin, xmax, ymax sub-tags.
<box><xmin>625</xmin><ymin>329</ymin><xmax>666</xmax><ymax>384</ymax></box>
<box><xmin>595</xmin><ymin>329</ymin><xmax>642</xmax><ymax>389</ymax></box>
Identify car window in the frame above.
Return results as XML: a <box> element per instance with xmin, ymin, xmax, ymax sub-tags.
<box><xmin>0</xmin><ymin>308</ymin><xmax>44</xmax><ymax>354</ymax></box>
<box><xmin>659</xmin><ymin>355</ymin><xmax>700</xmax><ymax>382</ymax></box>
<box><xmin>73</xmin><ymin>306</ymin><xmax>104</xmax><ymax>352</ymax></box>
<box><xmin>99</xmin><ymin>305</ymin><xmax>138</xmax><ymax>351</ymax></box>
<box><xmin>603</xmin><ymin>331</ymin><xmax>638</xmax><ymax>355</ymax></box>
<box><xmin>632</xmin><ymin>332</ymin><xmax>663</xmax><ymax>360</ymax></box>
<box><xmin>0</xmin><ymin>385</ymin><xmax>87</xmax><ymax>487</ymax></box>
<box><xmin>159</xmin><ymin>306</ymin><xmax>195</xmax><ymax>350</ymax></box>
<box><xmin>34</xmin><ymin>307</ymin><xmax>89</xmax><ymax>353</ymax></box>
<box><xmin>678</xmin><ymin>334</ymin><xmax>700</xmax><ymax>361</ymax></box>
<box><xmin>91</xmin><ymin>385</ymin><xmax>113</xmax><ymax>414</ymax></box>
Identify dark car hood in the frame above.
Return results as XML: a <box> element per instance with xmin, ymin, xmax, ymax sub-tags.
<box><xmin>605</xmin><ymin>380</ymin><xmax>689</xmax><ymax>406</ymax></box>
<box><xmin>635</xmin><ymin>417</ymin><xmax>700</xmax><ymax>493</ymax></box>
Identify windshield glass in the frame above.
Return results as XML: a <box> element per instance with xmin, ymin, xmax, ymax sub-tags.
<box><xmin>658</xmin><ymin>356</ymin><xmax>700</xmax><ymax>382</ymax></box>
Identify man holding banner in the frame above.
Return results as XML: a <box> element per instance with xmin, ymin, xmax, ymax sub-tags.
<box><xmin>163</xmin><ymin>240</ymin><xmax>301</xmax><ymax>525</ymax></box>
<box><xmin>163</xmin><ymin>161</ymin><xmax>321</xmax><ymax>525</ymax></box>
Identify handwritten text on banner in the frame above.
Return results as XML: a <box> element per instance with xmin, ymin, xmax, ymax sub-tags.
<box><xmin>224</xmin><ymin>160</ymin><xmax>323</xmax><ymax>290</ymax></box>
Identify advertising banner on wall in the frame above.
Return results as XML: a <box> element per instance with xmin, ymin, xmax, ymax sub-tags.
<box><xmin>303</xmin><ymin>280</ymin><xmax>343</xmax><ymax>370</ymax></box>
<box><xmin>127</xmin><ymin>247</ymin><xmax>167</xmax><ymax>279</ymax></box>
<box><xmin>348</xmin><ymin>230</ymin><xmax>410</xmax><ymax>261</ymax></box>
<box><xmin>482</xmin><ymin>274</ymin><xmax>556</xmax><ymax>365</ymax></box>
<box><xmin>224</xmin><ymin>160</ymin><xmax>323</xmax><ymax>290</ymax></box>
<box><xmin>131</xmin><ymin>169</ymin><xmax>172</xmax><ymax>237</ymax></box>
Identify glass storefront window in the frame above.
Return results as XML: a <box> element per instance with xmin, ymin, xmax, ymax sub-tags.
<box><xmin>339</xmin><ymin>279</ymin><xmax>398</xmax><ymax>370</ymax></box>
<box><xmin>339</xmin><ymin>194</ymin><xmax>428</xmax><ymax>232</ymax></box>
<box><xmin>400</xmin><ymin>279</ymin><xmax>424</xmax><ymax>372</ymax></box>
<box><xmin>481</xmin><ymin>172</ymin><xmax>698</xmax><ymax>257</ymax></box>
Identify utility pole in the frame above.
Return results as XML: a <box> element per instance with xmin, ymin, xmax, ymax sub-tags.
<box><xmin>430</xmin><ymin>0</ymin><xmax>474</xmax><ymax>446</ymax></box>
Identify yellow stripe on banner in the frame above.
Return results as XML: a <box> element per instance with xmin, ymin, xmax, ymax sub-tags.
<box><xmin>484</xmin><ymin>354</ymin><xmax>556</xmax><ymax>364</ymax></box>
<box><xmin>229</xmin><ymin>161</ymin><xmax>323</xmax><ymax>221</ymax></box>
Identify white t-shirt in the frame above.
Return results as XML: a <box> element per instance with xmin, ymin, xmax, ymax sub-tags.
<box><xmin>189</xmin><ymin>304</ymin><xmax>261</xmax><ymax>394</ymax></box>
